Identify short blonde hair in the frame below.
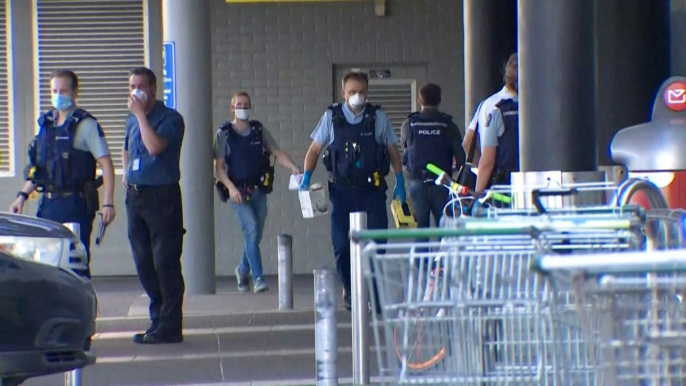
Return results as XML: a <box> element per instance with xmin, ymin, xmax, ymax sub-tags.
<box><xmin>230</xmin><ymin>91</ymin><xmax>251</xmax><ymax>106</ymax></box>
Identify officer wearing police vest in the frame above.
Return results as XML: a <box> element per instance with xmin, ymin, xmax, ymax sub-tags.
<box><xmin>300</xmin><ymin>71</ymin><xmax>405</xmax><ymax>311</ymax></box>
<box><xmin>9</xmin><ymin>69</ymin><xmax>116</xmax><ymax>279</ymax></box>
<box><xmin>214</xmin><ymin>91</ymin><xmax>301</xmax><ymax>294</ymax></box>
<box><xmin>401</xmin><ymin>82</ymin><xmax>465</xmax><ymax>226</ymax></box>
<box><xmin>465</xmin><ymin>53</ymin><xmax>519</xmax><ymax>192</ymax></box>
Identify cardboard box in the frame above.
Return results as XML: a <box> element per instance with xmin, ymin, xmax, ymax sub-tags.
<box><xmin>298</xmin><ymin>183</ymin><xmax>329</xmax><ymax>218</ymax></box>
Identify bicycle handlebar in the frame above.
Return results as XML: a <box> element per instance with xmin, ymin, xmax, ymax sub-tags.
<box><xmin>425</xmin><ymin>163</ymin><xmax>512</xmax><ymax>205</ymax></box>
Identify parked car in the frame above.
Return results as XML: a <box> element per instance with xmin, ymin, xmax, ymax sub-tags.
<box><xmin>0</xmin><ymin>212</ymin><xmax>96</xmax><ymax>386</ymax></box>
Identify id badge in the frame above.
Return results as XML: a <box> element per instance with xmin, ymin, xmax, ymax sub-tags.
<box><xmin>132</xmin><ymin>158</ymin><xmax>141</xmax><ymax>171</ymax></box>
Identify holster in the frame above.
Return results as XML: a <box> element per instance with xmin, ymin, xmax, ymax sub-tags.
<box><xmin>215</xmin><ymin>179</ymin><xmax>230</xmax><ymax>203</ymax></box>
<box><xmin>456</xmin><ymin>162</ymin><xmax>477</xmax><ymax>191</ymax></box>
<box><xmin>83</xmin><ymin>176</ymin><xmax>103</xmax><ymax>213</ymax></box>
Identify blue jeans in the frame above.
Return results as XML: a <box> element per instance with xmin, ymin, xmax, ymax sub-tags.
<box><xmin>407</xmin><ymin>179</ymin><xmax>450</xmax><ymax>229</ymax></box>
<box><xmin>408</xmin><ymin>179</ymin><xmax>450</xmax><ymax>262</ymax></box>
<box><xmin>231</xmin><ymin>189</ymin><xmax>268</xmax><ymax>280</ymax></box>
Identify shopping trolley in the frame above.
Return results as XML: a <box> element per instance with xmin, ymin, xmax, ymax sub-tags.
<box><xmin>354</xmin><ymin>165</ymin><xmax>669</xmax><ymax>385</ymax></box>
<box><xmin>354</xmin><ymin>225</ymin><xmax>560</xmax><ymax>385</ymax></box>
<box><xmin>532</xmin><ymin>249</ymin><xmax>686</xmax><ymax>385</ymax></box>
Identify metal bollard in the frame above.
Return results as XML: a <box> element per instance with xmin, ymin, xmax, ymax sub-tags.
<box><xmin>63</xmin><ymin>223</ymin><xmax>84</xmax><ymax>386</ymax></box>
<box><xmin>278</xmin><ymin>234</ymin><xmax>294</xmax><ymax>310</ymax></box>
<box><xmin>350</xmin><ymin>212</ymin><xmax>370</xmax><ymax>385</ymax></box>
<box><xmin>64</xmin><ymin>369</ymin><xmax>83</xmax><ymax>386</ymax></box>
<box><xmin>314</xmin><ymin>267</ymin><xmax>338</xmax><ymax>386</ymax></box>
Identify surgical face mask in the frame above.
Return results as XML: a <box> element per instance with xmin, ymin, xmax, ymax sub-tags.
<box><xmin>51</xmin><ymin>94</ymin><xmax>73</xmax><ymax>111</ymax></box>
<box><xmin>131</xmin><ymin>88</ymin><xmax>148</xmax><ymax>103</ymax></box>
<box><xmin>235</xmin><ymin>108</ymin><xmax>250</xmax><ymax>121</ymax></box>
<box><xmin>348</xmin><ymin>93</ymin><xmax>366</xmax><ymax>109</ymax></box>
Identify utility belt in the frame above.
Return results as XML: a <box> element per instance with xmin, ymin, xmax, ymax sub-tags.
<box><xmin>491</xmin><ymin>168</ymin><xmax>515</xmax><ymax>186</ymax></box>
<box><xmin>214</xmin><ymin>179</ymin><xmax>262</xmax><ymax>203</ymax></box>
<box><xmin>408</xmin><ymin>169</ymin><xmax>440</xmax><ymax>184</ymax></box>
<box><xmin>328</xmin><ymin>170</ymin><xmax>387</xmax><ymax>190</ymax></box>
<box><xmin>41</xmin><ymin>175</ymin><xmax>103</xmax><ymax>213</ymax></box>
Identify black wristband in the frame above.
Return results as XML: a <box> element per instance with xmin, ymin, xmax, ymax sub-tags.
<box><xmin>17</xmin><ymin>191</ymin><xmax>28</xmax><ymax>200</ymax></box>
<box><xmin>102</xmin><ymin>204</ymin><xmax>114</xmax><ymax>208</ymax></box>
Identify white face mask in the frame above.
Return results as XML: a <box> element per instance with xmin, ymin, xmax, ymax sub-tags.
<box><xmin>348</xmin><ymin>93</ymin><xmax>366</xmax><ymax>109</ymax></box>
<box><xmin>131</xmin><ymin>88</ymin><xmax>148</xmax><ymax>103</ymax></box>
<box><xmin>235</xmin><ymin>108</ymin><xmax>250</xmax><ymax>121</ymax></box>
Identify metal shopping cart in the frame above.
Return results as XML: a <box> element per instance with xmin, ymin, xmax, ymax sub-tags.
<box><xmin>532</xmin><ymin>250</ymin><xmax>686</xmax><ymax>386</ymax></box>
<box><xmin>355</xmin><ymin>217</ymin><xmax>650</xmax><ymax>385</ymax></box>
<box><xmin>353</xmin><ymin>165</ymin><xmax>681</xmax><ymax>385</ymax></box>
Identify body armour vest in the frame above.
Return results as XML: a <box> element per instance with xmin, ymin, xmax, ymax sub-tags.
<box><xmin>28</xmin><ymin>108</ymin><xmax>97</xmax><ymax>192</ymax></box>
<box><xmin>221</xmin><ymin>121</ymin><xmax>268</xmax><ymax>187</ymax></box>
<box><xmin>493</xmin><ymin>99</ymin><xmax>520</xmax><ymax>183</ymax></box>
<box><xmin>323</xmin><ymin>103</ymin><xmax>390</xmax><ymax>187</ymax></box>
<box><xmin>404</xmin><ymin>111</ymin><xmax>453</xmax><ymax>179</ymax></box>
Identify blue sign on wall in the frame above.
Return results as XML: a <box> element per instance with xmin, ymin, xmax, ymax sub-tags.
<box><xmin>163</xmin><ymin>41</ymin><xmax>177</xmax><ymax>109</ymax></box>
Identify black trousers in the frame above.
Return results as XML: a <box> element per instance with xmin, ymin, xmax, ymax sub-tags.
<box><xmin>126</xmin><ymin>183</ymin><xmax>186</xmax><ymax>335</ymax></box>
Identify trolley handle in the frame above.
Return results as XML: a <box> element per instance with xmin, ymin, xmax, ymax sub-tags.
<box><xmin>425</xmin><ymin>163</ymin><xmax>512</xmax><ymax>205</ymax></box>
<box><xmin>532</xmin><ymin>187</ymin><xmax>578</xmax><ymax>214</ymax></box>
<box><xmin>531</xmin><ymin>250</ymin><xmax>686</xmax><ymax>275</ymax></box>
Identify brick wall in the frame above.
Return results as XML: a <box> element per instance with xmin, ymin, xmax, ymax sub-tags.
<box><xmin>210</xmin><ymin>0</ymin><xmax>463</xmax><ymax>275</ymax></box>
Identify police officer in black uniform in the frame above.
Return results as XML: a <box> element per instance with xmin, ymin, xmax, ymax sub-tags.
<box><xmin>300</xmin><ymin>71</ymin><xmax>405</xmax><ymax>311</ymax></box>
<box><xmin>9</xmin><ymin>69</ymin><xmax>116</xmax><ymax>279</ymax></box>
<box><xmin>214</xmin><ymin>91</ymin><xmax>300</xmax><ymax>294</ymax></box>
<box><xmin>401</xmin><ymin>82</ymin><xmax>465</xmax><ymax>226</ymax></box>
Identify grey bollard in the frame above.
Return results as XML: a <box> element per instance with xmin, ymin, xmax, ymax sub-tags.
<box><xmin>63</xmin><ymin>222</ymin><xmax>84</xmax><ymax>386</ymax></box>
<box><xmin>350</xmin><ymin>212</ymin><xmax>370</xmax><ymax>385</ymax></box>
<box><xmin>278</xmin><ymin>234</ymin><xmax>294</xmax><ymax>310</ymax></box>
<box><xmin>64</xmin><ymin>369</ymin><xmax>83</xmax><ymax>386</ymax></box>
<box><xmin>314</xmin><ymin>267</ymin><xmax>338</xmax><ymax>386</ymax></box>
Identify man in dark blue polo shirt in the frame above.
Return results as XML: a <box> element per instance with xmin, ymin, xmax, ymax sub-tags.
<box><xmin>122</xmin><ymin>67</ymin><xmax>186</xmax><ymax>345</ymax></box>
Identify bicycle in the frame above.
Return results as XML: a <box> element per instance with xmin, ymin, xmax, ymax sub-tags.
<box><xmin>390</xmin><ymin>164</ymin><xmax>512</xmax><ymax>371</ymax></box>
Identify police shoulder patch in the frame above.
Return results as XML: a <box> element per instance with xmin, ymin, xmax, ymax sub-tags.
<box><xmin>96</xmin><ymin>123</ymin><xmax>105</xmax><ymax>138</ymax></box>
<box><xmin>485</xmin><ymin>113</ymin><xmax>492</xmax><ymax>127</ymax></box>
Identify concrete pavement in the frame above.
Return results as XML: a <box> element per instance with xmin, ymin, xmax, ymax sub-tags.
<box><xmin>22</xmin><ymin>275</ymin><xmax>386</xmax><ymax>386</ymax></box>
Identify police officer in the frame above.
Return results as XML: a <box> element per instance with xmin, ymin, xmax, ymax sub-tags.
<box><xmin>214</xmin><ymin>91</ymin><xmax>300</xmax><ymax>293</ymax></box>
<box><xmin>463</xmin><ymin>53</ymin><xmax>519</xmax><ymax>193</ymax></box>
<box><xmin>401</xmin><ymin>82</ymin><xmax>465</xmax><ymax>226</ymax></box>
<box><xmin>9</xmin><ymin>69</ymin><xmax>116</xmax><ymax>279</ymax></box>
<box><xmin>300</xmin><ymin>71</ymin><xmax>405</xmax><ymax>311</ymax></box>
<box><xmin>123</xmin><ymin>67</ymin><xmax>186</xmax><ymax>344</ymax></box>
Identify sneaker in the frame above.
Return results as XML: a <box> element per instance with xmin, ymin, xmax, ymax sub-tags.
<box><xmin>235</xmin><ymin>266</ymin><xmax>250</xmax><ymax>292</ymax></box>
<box><xmin>253</xmin><ymin>277</ymin><xmax>269</xmax><ymax>293</ymax></box>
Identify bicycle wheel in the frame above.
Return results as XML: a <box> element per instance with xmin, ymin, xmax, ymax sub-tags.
<box><xmin>392</xmin><ymin>268</ymin><xmax>448</xmax><ymax>370</ymax></box>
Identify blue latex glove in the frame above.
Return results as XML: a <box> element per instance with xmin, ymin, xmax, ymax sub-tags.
<box><xmin>393</xmin><ymin>172</ymin><xmax>406</xmax><ymax>203</ymax></box>
<box><xmin>299</xmin><ymin>170</ymin><xmax>312</xmax><ymax>191</ymax></box>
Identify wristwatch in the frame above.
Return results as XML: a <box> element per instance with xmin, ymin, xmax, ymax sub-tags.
<box><xmin>17</xmin><ymin>191</ymin><xmax>28</xmax><ymax>200</ymax></box>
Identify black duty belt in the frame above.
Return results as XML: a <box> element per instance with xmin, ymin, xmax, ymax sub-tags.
<box><xmin>127</xmin><ymin>184</ymin><xmax>152</xmax><ymax>191</ymax></box>
<box><xmin>44</xmin><ymin>191</ymin><xmax>78</xmax><ymax>199</ymax></box>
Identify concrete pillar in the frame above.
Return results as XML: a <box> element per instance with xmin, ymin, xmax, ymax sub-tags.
<box><xmin>672</xmin><ymin>0</ymin><xmax>686</xmax><ymax>75</ymax></box>
<box><xmin>518</xmin><ymin>0</ymin><xmax>597</xmax><ymax>172</ymax></box>
<box><xmin>463</xmin><ymin>0</ymin><xmax>517</xmax><ymax>129</ymax></box>
<box><xmin>162</xmin><ymin>0</ymin><xmax>215</xmax><ymax>294</ymax></box>
<box><xmin>596</xmin><ymin>0</ymin><xmax>670</xmax><ymax>164</ymax></box>
<box><xmin>8</xmin><ymin>0</ymin><xmax>35</xmax><ymax>172</ymax></box>
<box><xmin>144</xmin><ymin>0</ymin><xmax>164</xmax><ymax>97</ymax></box>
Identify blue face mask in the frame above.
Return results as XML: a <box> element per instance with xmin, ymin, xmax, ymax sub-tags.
<box><xmin>51</xmin><ymin>94</ymin><xmax>73</xmax><ymax>111</ymax></box>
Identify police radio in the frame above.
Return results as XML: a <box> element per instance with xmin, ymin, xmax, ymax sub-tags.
<box><xmin>258</xmin><ymin>153</ymin><xmax>275</xmax><ymax>194</ymax></box>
